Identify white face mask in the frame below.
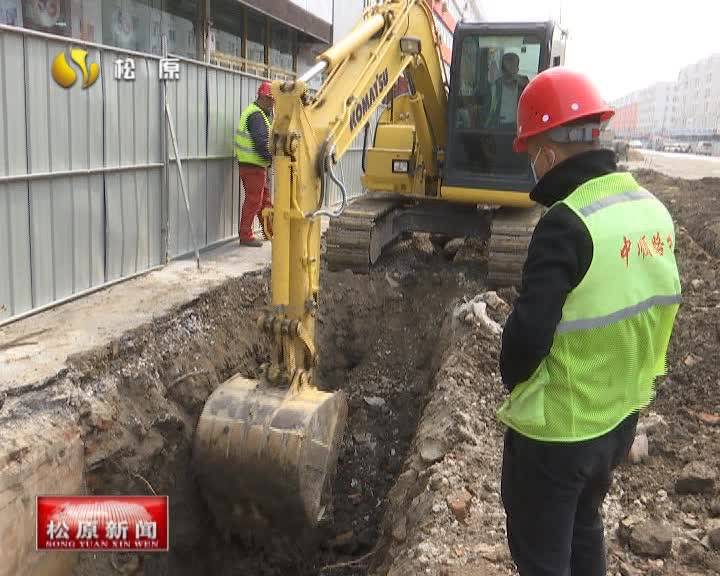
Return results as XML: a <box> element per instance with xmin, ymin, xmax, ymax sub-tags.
<box><xmin>530</xmin><ymin>147</ymin><xmax>556</xmax><ymax>183</ymax></box>
<box><xmin>530</xmin><ymin>148</ymin><xmax>543</xmax><ymax>183</ymax></box>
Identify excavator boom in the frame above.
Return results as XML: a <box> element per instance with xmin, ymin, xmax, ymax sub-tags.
<box><xmin>193</xmin><ymin>0</ymin><xmax>448</xmax><ymax>537</ymax></box>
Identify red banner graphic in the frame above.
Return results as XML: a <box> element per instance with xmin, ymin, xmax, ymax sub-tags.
<box><xmin>37</xmin><ymin>496</ymin><xmax>168</xmax><ymax>552</ymax></box>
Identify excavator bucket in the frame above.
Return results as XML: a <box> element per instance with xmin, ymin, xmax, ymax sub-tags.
<box><xmin>193</xmin><ymin>374</ymin><xmax>347</xmax><ymax>536</ymax></box>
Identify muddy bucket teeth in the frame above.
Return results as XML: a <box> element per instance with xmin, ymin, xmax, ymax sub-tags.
<box><xmin>193</xmin><ymin>375</ymin><xmax>348</xmax><ymax>536</ymax></box>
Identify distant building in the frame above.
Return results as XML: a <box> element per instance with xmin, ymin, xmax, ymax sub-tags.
<box><xmin>610</xmin><ymin>53</ymin><xmax>720</xmax><ymax>142</ymax></box>
<box><xmin>609</xmin><ymin>82</ymin><xmax>674</xmax><ymax>141</ymax></box>
<box><xmin>671</xmin><ymin>53</ymin><xmax>720</xmax><ymax>137</ymax></box>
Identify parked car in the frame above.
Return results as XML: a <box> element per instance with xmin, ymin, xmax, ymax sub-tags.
<box><xmin>696</xmin><ymin>141</ymin><xmax>714</xmax><ymax>156</ymax></box>
<box><xmin>664</xmin><ymin>141</ymin><xmax>692</xmax><ymax>153</ymax></box>
<box><xmin>628</xmin><ymin>140</ymin><xmax>644</xmax><ymax>148</ymax></box>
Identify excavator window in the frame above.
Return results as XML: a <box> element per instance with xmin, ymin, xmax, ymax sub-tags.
<box><xmin>448</xmin><ymin>32</ymin><xmax>544</xmax><ymax>184</ymax></box>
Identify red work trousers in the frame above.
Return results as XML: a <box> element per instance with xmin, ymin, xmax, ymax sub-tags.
<box><xmin>238</xmin><ymin>165</ymin><xmax>272</xmax><ymax>240</ymax></box>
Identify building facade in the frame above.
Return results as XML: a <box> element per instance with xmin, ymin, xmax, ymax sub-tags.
<box><xmin>610</xmin><ymin>82</ymin><xmax>674</xmax><ymax>141</ymax></box>
<box><xmin>671</xmin><ymin>53</ymin><xmax>720</xmax><ymax>137</ymax></box>
<box><xmin>0</xmin><ymin>0</ymin><xmax>331</xmax><ymax>80</ymax></box>
<box><xmin>610</xmin><ymin>53</ymin><xmax>720</xmax><ymax>143</ymax></box>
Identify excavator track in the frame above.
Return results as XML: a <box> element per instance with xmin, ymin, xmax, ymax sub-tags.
<box><xmin>326</xmin><ymin>196</ymin><xmax>406</xmax><ymax>273</ymax></box>
<box><xmin>487</xmin><ymin>205</ymin><xmax>544</xmax><ymax>287</ymax></box>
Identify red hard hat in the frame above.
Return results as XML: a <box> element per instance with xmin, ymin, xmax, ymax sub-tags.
<box><xmin>513</xmin><ymin>67</ymin><xmax>614</xmax><ymax>153</ymax></box>
<box><xmin>258</xmin><ymin>81</ymin><xmax>273</xmax><ymax>100</ymax></box>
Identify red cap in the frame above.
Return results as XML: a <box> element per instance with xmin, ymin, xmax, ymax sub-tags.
<box><xmin>513</xmin><ymin>67</ymin><xmax>614</xmax><ymax>153</ymax></box>
<box><xmin>258</xmin><ymin>81</ymin><xmax>273</xmax><ymax>100</ymax></box>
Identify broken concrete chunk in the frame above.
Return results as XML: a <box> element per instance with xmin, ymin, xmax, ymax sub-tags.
<box><xmin>443</xmin><ymin>238</ymin><xmax>465</xmax><ymax>257</ymax></box>
<box><xmin>636</xmin><ymin>412</ymin><xmax>667</xmax><ymax>435</ymax></box>
<box><xmin>429</xmin><ymin>473</ymin><xmax>444</xmax><ymax>491</ymax></box>
<box><xmin>363</xmin><ymin>395</ymin><xmax>386</xmax><ymax>408</ymax></box>
<box><xmin>709</xmin><ymin>498</ymin><xmax>720</xmax><ymax>517</ymax></box>
<box><xmin>477</xmin><ymin>542</ymin><xmax>510</xmax><ymax>563</ymax></box>
<box><xmin>619</xmin><ymin>514</ymin><xmax>644</xmax><ymax>543</ymax></box>
<box><xmin>480</xmin><ymin>291</ymin><xmax>507</xmax><ymax>310</ymax></box>
<box><xmin>419</xmin><ymin>438</ymin><xmax>446</xmax><ymax>464</ymax></box>
<box><xmin>627</xmin><ymin>432</ymin><xmax>649</xmax><ymax>464</ymax></box>
<box><xmin>675</xmin><ymin>461</ymin><xmax>717</xmax><ymax>494</ymax></box>
<box><xmin>392</xmin><ymin>515</ymin><xmax>407</xmax><ymax>542</ymax></box>
<box><xmin>628</xmin><ymin>520</ymin><xmax>674</xmax><ymax>558</ymax></box>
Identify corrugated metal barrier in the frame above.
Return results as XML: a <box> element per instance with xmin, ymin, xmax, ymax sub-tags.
<box><xmin>0</xmin><ymin>24</ymin><xmax>367</xmax><ymax>324</ymax></box>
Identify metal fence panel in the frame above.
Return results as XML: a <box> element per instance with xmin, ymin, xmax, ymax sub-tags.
<box><xmin>104</xmin><ymin>52</ymin><xmax>163</xmax><ymax>281</ymax></box>
<box><xmin>166</xmin><ymin>60</ymin><xmax>207</xmax><ymax>256</ymax></box>
<box><xmin>206</xmin><ymin>68</ymin><xmax>237</xmax><ymax>243</ymax></box>
<box><xmin>25</xmin><ymin>37</ymin><xmax>105</xmax><ymax>306</ymax></box>
<box><xmin>0</xmin><ymin>23</ymin><xmax>372</xmax><ymax>324</ymax></box>
<box><xmin>0</xmin><ymin>32</ymin><xmax>31</xmax><ymax>321</ymax></box>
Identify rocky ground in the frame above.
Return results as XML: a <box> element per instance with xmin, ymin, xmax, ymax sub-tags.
<box><xmin>5</xmin><ymin>169</ymin><xmax>716</xmax><ymax>575</ymax></box>
<box><xmin>55</xmin><ymin>234</ymin><xmax>488</xmax><ymax>575</ymax></box>
<box><xmin>370</xmin><ymin>171</ymin><xmax>720</xmax><ymax>576</ymax></box>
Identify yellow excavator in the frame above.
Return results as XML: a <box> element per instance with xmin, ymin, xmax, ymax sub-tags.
<box><xmin>193</xmin><ymin>0</ymin><xmax>566</xmax><ymax>536</ymax></box>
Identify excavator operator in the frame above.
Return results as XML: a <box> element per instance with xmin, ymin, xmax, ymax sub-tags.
<box><xmin>497</xmin><ymin>67</ymin><xmax>681</xmax><ymax>576</ymax></box>
<box><xmin>487</xmin><ymin>52</ymin><xmax>529</xmax><ymax>128</ymax></box>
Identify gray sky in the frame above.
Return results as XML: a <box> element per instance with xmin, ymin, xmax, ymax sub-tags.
<box><xmin>478</xmin><ymin>0</ymin><xmax>720</xmax><ymax>101</ymax></box>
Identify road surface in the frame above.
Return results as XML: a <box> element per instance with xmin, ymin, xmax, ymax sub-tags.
<box><xmin>623</xmin><ymin>149</ymin><xmax>720</xmax><ymax>179</ymax></box>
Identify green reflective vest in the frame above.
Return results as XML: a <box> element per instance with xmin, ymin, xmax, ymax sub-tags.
<box><xmin>234</xmin><ymin>102</ymin><xmax>271</xmax><ymax>167</ymax></box>
<box><xmin>497</xmin><ymin>172</ymin><xmax>681</xmax><ymax>442</ymax></box>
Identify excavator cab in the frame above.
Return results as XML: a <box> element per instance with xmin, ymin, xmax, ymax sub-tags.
<box><xmin>444</xmin><ymin>21</ymin><xmax>566</xmax><ymax>194</ymax></box>
<box><xmin>440</xmin><ymin>22</ymin><xmax>567</xmax><ymax>285</ymax></box>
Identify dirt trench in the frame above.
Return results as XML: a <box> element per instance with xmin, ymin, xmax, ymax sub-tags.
<box><xmin>62</xmin><ymin>236</ymin><xmax>487</xmax><ymax>576</ymax></box>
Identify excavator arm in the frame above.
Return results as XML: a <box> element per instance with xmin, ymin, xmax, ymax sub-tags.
<box><xmin>267</xmin><ymin>0</ymin><xmax>448</xmax><ymax>387</ymax></box>
<box><xmin>193</xmin><ymin>0</ymin><xmax>450</xmax><ymax>537</ymax></box>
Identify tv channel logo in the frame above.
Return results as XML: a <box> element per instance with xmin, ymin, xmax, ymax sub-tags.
<box><xmin>51</xmin><ymin>48</ymin><xmax>100</xmax><ymax>89</ymax></box>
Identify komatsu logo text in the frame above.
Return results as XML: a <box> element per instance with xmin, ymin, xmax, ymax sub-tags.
<box><xmin>349</xmin><ymin>68</ymin><xmax>390</xmax><ymax>131</ymax></box>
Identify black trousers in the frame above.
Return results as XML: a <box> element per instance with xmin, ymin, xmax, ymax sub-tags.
<box><xmin>501</xmin><ymin>413</ymin><xmax>638</xmax><ymax>576</ymax></box>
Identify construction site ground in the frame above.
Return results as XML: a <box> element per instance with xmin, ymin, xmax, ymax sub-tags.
<box><xmin>0</xmin><ymin>165</ymin><xmax>718</xmax><ymax>576</ymax></box>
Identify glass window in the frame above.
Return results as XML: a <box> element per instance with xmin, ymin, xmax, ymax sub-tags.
<box><xmin>247</xmin><ymin>11</ymin><xmax>265</xmax><ymax>64</ymax></box>
<box><xmin>102</xmin><ymin>0</ymin><xmax>151</xmax><ymax>52</ymax></box>
<box><xmin>101</xmin><ymin>0</ymin><xmax>197</xmax><ymax>58</ymax></box>
<box><xmin>0</xmin><ymin>0</ymin><xmax>21</xmax><ymax>25</ymax></box>
<box><xmin>22</xmin><ymin>0</ymin><xmax>71</xmax><ymax>35</ymax></box>
<box><xmin>210</xmin><ymin>0</ymin><xmax>243</xmax><ymax>58</ymax></box>
<box><xmin>451</xmin><ymin>33</ymin><xmax>542</xmax><ymax>177</ymax></box>
<box><xmin>71</xmin><ymin>0</ymin><xmax>101</xmax><ymax>42</ymax></box>
<box><xmin>269</xmin><ymin>22</ymin><xmax>294</xmax><ymax>72</ymax></box>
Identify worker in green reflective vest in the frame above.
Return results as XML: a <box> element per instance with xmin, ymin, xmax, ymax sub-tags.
<box><xmin>498</xmin><ymin>68</ymin><xmax>681</xmax><ymax>576</ymax></box>
<box><xmin>234</xmin><ymin>82</ymin><xmax>274</xmax><ymax>246</ymax></box>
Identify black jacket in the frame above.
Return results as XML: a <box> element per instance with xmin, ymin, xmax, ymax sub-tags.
<box><xmin>242</xmin><ymin>107</ymin><xmax>273</xmax><ymax>166</ymax></box>
<box><xmin>500</xmin><ymin>149</ymin><xmax>618</xmax><ymax>390</ymax></box>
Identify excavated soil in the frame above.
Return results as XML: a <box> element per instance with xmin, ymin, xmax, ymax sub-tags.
<box><xmin>373</xmin><ymin>170</ymin><xmax>720</xmax><ymax>576</ymax></box>
<box><xmin>64</xmin><ymin>236</ymin><xmax>487</xmax><ymax>576</ymax></box>
<box><xmin>11</xmin><ymin>168</ymin><xmax>719</xmax><ymax>576</ymax></box>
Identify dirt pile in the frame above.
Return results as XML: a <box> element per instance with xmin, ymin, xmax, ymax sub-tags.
<box><xmin>44</xmin><ymin>234</ymin><xmax>487</xmax><ymax>576</ymax></box>
<box><xmin>374</xmin><ymin>291</ymin><xmax>514</xmax><ymax>576</ymax></box>
<box><xmin>6</xmin><ymin>168</ymin><xmax>719</xmax><ymax>576</ymax></box>
<box><xmin>637</xmin><ymin>170</ymin><xmax>720</xmax><ymax>256</ymax></box>
<box><xmin>368</xmin><ymin>171</ymin><xmax>720</xmax><ymax>576</ymax></box>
